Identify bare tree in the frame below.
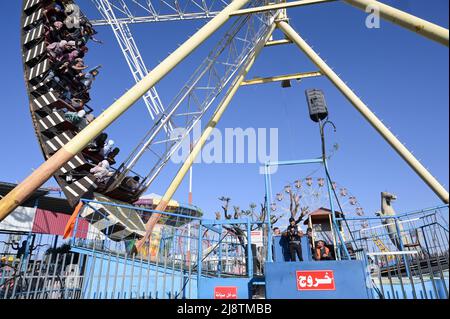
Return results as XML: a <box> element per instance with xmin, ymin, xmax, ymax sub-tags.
<box><xmin>215</xmin><ymin>197</ymin><xmax>283</xmax><ymax>274</ymax></box>
<box><xmin>285</xmin><ymin>186</ymin><xmax>309</xmax><ymax>224</ymax></box>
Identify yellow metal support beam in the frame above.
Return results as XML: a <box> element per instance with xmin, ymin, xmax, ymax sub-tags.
<box><xmin>230</xmin><ymin>0</ymin><xmax>337</xmax><ymax>16</ymax></box>
<box><xmin>0</xmin><ymin>0</ymin><xmax>252</xmax><ymax>222</ymax></box>
<box><xmin>135</xmin><ymin>22</ymin><xmax>278</xmax><ymax>251</ymax></box>
<box><xmin>241</xmin><ymin>71</ymin><xmax>322</xmax><ymax>86</ymax></box>
<box><xmin>265</xmin><ymin>39</ymin><xmax>292</xmax><ymax>47</ymax></box>
<box><xmin>345</xmin><ymin>0</ymin><xmax>449</xmax><ymax>47</ymax></box>
<box><xmin>277</xmin><ymin>20</ymin><xmax>449</xmax><ymax>204</ymax></box>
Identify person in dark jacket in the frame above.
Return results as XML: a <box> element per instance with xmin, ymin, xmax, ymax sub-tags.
<box><xmin>283</xmin><ymin>218</ymin><xmax>304</xmax><ymax>262</ymax></box>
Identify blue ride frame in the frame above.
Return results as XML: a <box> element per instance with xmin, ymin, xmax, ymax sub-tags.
<box><xmin>263</xmin><ymin>158</ymin><xmax>351</xmax><ymax>262</ymax></box>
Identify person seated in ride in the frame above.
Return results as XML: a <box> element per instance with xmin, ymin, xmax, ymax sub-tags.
<box><xmin>64</xmin><ymin>109</ymin><xmax>93</xmax><ymax>130</ymax></box>
<box><xmin>315</xmin><ymin>240</ymin><xmax>332</xmax><ymax>261</ymax></box>
<box><xmin>121</xmin><ymin>176</ymin><xmax>141</xmax><ymax>193</ymax></box>
<box><xmin>79</xmin><ymin>65</ymin><xmax>101</xmax><ymax>90</ymax></box>
<box><xmin>72</xmin><ymin>58</ymin><xmax>89</xmax><ymax>76</ymax></box>
<box><xmin>64</xmin><ymin>24</ymin><xmax>83</xmax><ymax>43</ymax></box>
<box><xmin>69</xmin><ymin>97</ymin><xmax>85</xmax><ymax>111</ymax></box>
<box><xmin>51</xmin><ymin>60</ymin><xmax>73</xmax><ymax>89</ymax></box>
<box><xmin>88</xmin><ymin>133</ymin><xmax>108</xmax><ymax>154</ymax></box>
<box><xmin>64</xmin><ymin>109</ymin><xmax>86</xmax><ymax>127</ymax></box>
<box><xmin>103</xmin><ymin>140</ymin><xmax>115</xmax><ymax>157</ymax></box>
<box><xmin>45</xmin><ymin>59</ymin><xmax>69</xmax><ymax>87</ymax></box>
<box><xmin>57</xmin><ymin>84</ymin><xmax>72</xmax><ymax>101</ymax></box>
<box><xmin>63</xmin><ymin>3</ymin><xmax>82</xmax><ymax>29</ymax></box>
<box><xmin>58</xmin><ymin>58</ymin><xmax>88</xmax><ymax>89</ymax></box>
<box><xmin>63</xmin><ymin>6</ymin><xmax>95</xmax><ymax>43</ymax></box>
<box><xmin>71</xmin><ymin>90</ymin><xmax>91</xmax><ymax>105</ymax></box>
<box><xmin>105</xmin><ymin>147</ymin><xmax>120</xmax><ymax>165</ymax></box>
<box><xmin>90</xmin><ymin>159</ymin><xmax>114</xmax><ymax>183</ymax></box>
<box><xmin>43</xmin><ymin>3</ymin><xmax>66</xmax><ymax>24</ymax></box>
<box><xmin>46</xmin><ymin>40</ymin><xmax>68</xmax><ymax>60</ymax></box>
<box><xmin>76</xmin><ymin>17</ymin><xmax>102</xmax><ymax>45</ymax></box>
<box><xmin>62</xmin><ymin>47</ymin><xmax>82</xmax><ymax>64</ymax></box>
<box><xmin>77</xmin><ymin>46</ymin><xmax>89</xmax><ymax>59</ymax></box>
<box><xmin>45</xmin><ymin>21</ymin><xmax>66</xmax><ymax>43</ymax></box>
<box><xmin>71</xmin><ymin>59</ymin><xmax>90</xmax><ymax>92</ymax></box>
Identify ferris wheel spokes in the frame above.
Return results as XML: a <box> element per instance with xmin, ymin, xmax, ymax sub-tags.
<box><xmin>89</xmin><ymin>0</ymin><xmax>232</xmax><ymax>26</ymax></box>
<box><xmin>271</xmin><ymin>176</ymin><xmax>366</xmax><ymax>227</ymax></box>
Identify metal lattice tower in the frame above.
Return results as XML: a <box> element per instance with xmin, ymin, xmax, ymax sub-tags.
<box><xmin>90</xmin><ymin>0</ymin><xmax>231</xmax><ymax>25</ymax></box>
<box><xmin>91</xmin><ymin>0</ymin><xmax>172</xmax><ymax>129</ymax></box>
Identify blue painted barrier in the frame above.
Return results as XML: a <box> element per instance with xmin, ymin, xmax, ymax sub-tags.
<box><xmin>272</xmin><ymin>236</ymin><xmax>313</xmax><ymax>262</ymax></box>
<box><xmin>74</xmin><ymin>248</ymin><xmax>198</xmax><ymax>299</ymax></box>
<box><xmin>374</xmin><ymin>277</ymin><xmax>449</xmax><ymax>299</ymax></box>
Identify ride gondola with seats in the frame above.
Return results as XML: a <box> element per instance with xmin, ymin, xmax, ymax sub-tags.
<box><xmin>21</xmin><ymin>0</ymin><xmax>152</xmax><ymax>241</ymax></box>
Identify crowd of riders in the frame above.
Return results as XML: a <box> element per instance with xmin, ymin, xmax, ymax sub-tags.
<box><xmin>41</xmin><ymin>1</ymin><xmax>125</xmax><ymax>186</ymax></box>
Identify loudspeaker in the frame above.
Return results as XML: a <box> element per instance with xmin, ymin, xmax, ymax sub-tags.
<box><xmin>305</xmin><ymin>89</ymin><xmax>328</xmax><ymax>122</ymax></box>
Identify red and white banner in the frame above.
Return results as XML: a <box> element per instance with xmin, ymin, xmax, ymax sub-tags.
<box><xmin>0</xmin><ymin>206</ymin><xmax>36</xmax><ymax>232</ymax></box>
<box><xmin>214</xmin><ymin>286</ymin><xmax>238</xmax><ymax>299</ymax></box>
<box><xmin>296</xmin><ymin>270</ymin><xmax>336</xmax><ymax>291</ymax></box>
<box><xmin>250</xmin><ymin>230</ymin><xmax>263</xmax><ymax>247</ymax></box>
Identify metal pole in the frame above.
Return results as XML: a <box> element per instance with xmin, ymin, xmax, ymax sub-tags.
<box><xmin>324</xmin><ymin>159</ymin><xmax>350</xmax><ymax>260</ymax></box>
<box><xmin>197</xmin><ymin>223</ymin><xmax>202</xmax><ymax>299</ymax></box>
<box><xmin>188</xmin><ymin>143</ymin><xmax>194</xmax><ymax>205</ymax></box>
<box><xmin>345</xmin><ymin>0</ymin><xmax>449</xmax><ymax>47</ymax></box>
<box><xmin>277</xmin><ymin>21</ymin><xmax>449</xmax><ymax>204</ymax></box>
<box><xmin>0</xmin><ymin>0</ymin><xmax>251</xmax><ymax>221</ymax></box>
<box><xmin>22</xmin><ymin>198</ymin><xmax>39</xmax><ymax>272</ymax></box>
<box><xmin>218</xmin><ymin>224</ymin><xmax>223</xmax><ymax>277</ymax></box>
<box><xmin>240</xmin><ymin>71</ymin><xmax>322</xmax><ymax>86</ymax></box>
<box><xmin>231</xmin><ymin>0</ymin><xmax>338</xmax><ymax>16</ymax></box>
<box><xmin>136</xmin><ymin>21</ymin><xmax>278</xmax><ymax>249</ymax></box>
<box><xmin>264</xmin><ymin>164</ymin><xmax>273</xmax><ymax>262</ymax></box>
<box><xmin>246</xmin><ymin>219</ymin><xmax>253</xmax><ymax>278</ymax></box>
<box><xmin>393</xmin><ymin>218</ymin><xmax>411</xmax><ymax>280</ymax></box>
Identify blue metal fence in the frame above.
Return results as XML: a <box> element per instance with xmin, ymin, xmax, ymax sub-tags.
<box><xmin>1</xmin><ymin>199</ymin><xmax>448</xmax><ymax>299</ymax></box>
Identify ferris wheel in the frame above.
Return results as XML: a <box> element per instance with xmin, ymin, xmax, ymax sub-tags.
<box><xmin>269</xmin><ymin>175</ymin><xmax>366</xmax><ymax>229</ymax></box>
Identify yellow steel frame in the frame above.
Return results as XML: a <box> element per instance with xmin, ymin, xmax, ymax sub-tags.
<box><xmin>241</xmin><ymin>71</ymin><xmax>322</xmax><ymax>86</ymax></box>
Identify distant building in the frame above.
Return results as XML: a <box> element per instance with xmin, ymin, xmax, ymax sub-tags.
<box><xmin>0</xmin><ymin>181</ymin><xmax>202</xmax><ymax>258</ymax></box>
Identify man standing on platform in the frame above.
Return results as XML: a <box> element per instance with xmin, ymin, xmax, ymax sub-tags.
<box><xmin>283</xmin><ymin>218</ymin><xmax>303</xmax><ymax>262</ymax></box>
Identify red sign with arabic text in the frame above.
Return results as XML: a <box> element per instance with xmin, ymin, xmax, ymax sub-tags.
<box><xmin>214</xmin><ymin>286</ymin><xmax>238</xmax><ymax>299</ymax></box>
<box><xmin>296</xmin><ymin>270</ymin><xmax>336</xmax><ymax>291</ymax></box>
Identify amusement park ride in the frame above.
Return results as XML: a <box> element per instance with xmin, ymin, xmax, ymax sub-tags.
<box><xmin>0</xmin><ymin>0</ymin><xmax>448</xmax><ymax>300</ymax></box>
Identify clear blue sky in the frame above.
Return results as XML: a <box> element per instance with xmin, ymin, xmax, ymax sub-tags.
<box><xmin>0</xmin><ymin>0</ymin><xmax>448</xmax><ymax>221</ymax></box>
